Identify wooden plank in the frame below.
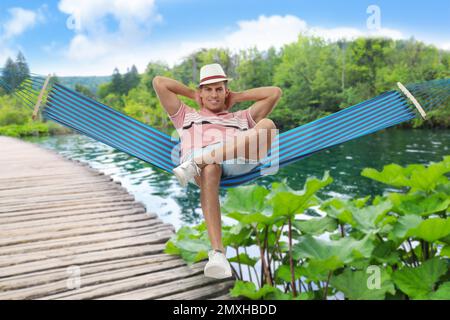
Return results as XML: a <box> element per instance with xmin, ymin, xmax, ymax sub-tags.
<box><xmin>0</xmin><ymin>254</ymin><xmax>179</xmax><ymax>291</ymax></box>
<box><xmin>40</xmin><ymin>263</ymin><xmax>206</xmax><ymax>300</ymax></box>
<box><xmin>0</xmin><ymin>257</ymin><xmax>187</xmax><ymax>300</ymax></box>
<box><xmin>0</xmin><ymin>202</ymin><xmax>146</xmax><ymax>220</ymax></box>
<box><xmin>0</xmin><ymin>178</ymin><xmax>116</xmax><ymax>191</ymax></box>
<box><xmin>102</xmin><ymin>272</ymin><xmax>230</xmax><ymax>300</ymax></box>
<box><xmin>0</xmin><ymin>190</ymin><xmax>134</xmax><ymax>206</ymax></box>
<box><xmin>0</xmin><ymin>219</ymin><xmax>165</xmax><ymax>247</ymax></box>
<box><xmin>0</xmin><ymin>243</ymin><xmax>167</xmax><ymax>278</ymax></box>
<box><xmin>0</xmin><ymin>208</ymin><xmax>150</xmax><ymax>231</ymax></box>
<box><xmin>0</xmin><ymin>206</ymin><xmax>149</xmax><ymax>225</ymax></box>
<box><xmin>0</xmin><ymin>223</ymin><xmax>169</xmax><ymax>255</ymax></box>
<box><xmin>158</xmin><ymin>279</ymin><xmax>235</xmax><ymax>300</ymax></box>
<box><xmin>0</xmin><ymin>196</ymin><xmax>136</xmax><ymax>213</ymax></box>
<box><xmin>0</xmin><ymin>213</ymin><xmax>155</xmax><ymax>237</ymax></box>
<box><xmin>0</xmin><ymin>230</ymin><xmax>174</xmax><ymax>268</ymax></box>
<box><xmin>0</xmin><ymin>183</ymin><xmax>127</xmax><ymax>199</ymax></box>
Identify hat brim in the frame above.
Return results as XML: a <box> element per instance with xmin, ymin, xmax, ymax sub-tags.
<box><xmin>198</xmin><ymin>78</ymin><xmax>232</xmax><ymax>87</ymax></box>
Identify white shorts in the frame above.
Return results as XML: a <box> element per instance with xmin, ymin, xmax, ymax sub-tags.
<box><xmin>182</xmin><ymin>142</ymin><xmax>260</xmax><ymax>184</ymax></box>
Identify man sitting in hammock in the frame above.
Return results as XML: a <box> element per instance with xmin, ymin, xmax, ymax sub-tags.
<box><xmin>153</xmin><ymin>63</ymin><xmax>281</xmax><ymax>279</ymax></box>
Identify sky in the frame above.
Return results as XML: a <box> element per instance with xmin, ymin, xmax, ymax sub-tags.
<box><xmin>0</xmin><ymin>0</ymin><xmax>449</xmax><ymax>76</ymax></box>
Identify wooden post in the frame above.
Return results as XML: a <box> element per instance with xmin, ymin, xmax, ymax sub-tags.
<box><xmin>397</xmin><ymin>82</ymin><xmax>427</xmax><ymax>120</ymax></box>
<box><xmin>32</xmin><ymin>74</ymin><xmax>52</xmax><ymax>121</ymax></box>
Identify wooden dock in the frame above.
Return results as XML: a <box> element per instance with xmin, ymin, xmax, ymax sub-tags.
<box><xmin>0</xmin><ymin>136</ymin><xmax>235</xmax><ymax>300</ymax></box>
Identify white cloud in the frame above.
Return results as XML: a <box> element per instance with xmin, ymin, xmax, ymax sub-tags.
<box><xmin>2</xmin><ymin>8</ymin><xmax>38</xmax><ymax>40</ymax></box>
<box><xmin>176</xmin><ymin>15</ymin><xmax>405</xmax><ymax>64</ymax></box>
<box><xmin>46</xmin><ymin>13</ymin><xmax>447</xmax><ymax>76</ymax></box>
<box><xmin>58</xmin><ymin>0</ymin><xmax>161</xmax><ymax>62</ymax></box>
<box><xmin>440</xmin><ymin>42</ymin><xmax>450</xmax><ymax>51</ymax></box>
<box><xmin>0</xmin><ymin>6</ymin><xmax>47</xmax><ymax>64</ymax></box>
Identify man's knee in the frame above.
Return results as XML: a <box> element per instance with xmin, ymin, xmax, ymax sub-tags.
<box><xmin>201</xmin><ymin>164</ymin><xmax>222</xmax><ymax>178</ymax></box>
<box><xmin>256</xmin><ymin>118</ymin><xmax>277</xmax><ymax>130</ymax></box>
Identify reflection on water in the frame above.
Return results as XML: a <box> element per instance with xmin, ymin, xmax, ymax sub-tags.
<box><xmin>23</xmin><ymin>128</ymin><xmax>450</xmax><ymax>230</ymax></box>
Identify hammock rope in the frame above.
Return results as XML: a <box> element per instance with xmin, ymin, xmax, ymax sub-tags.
<box><xmin>1</xmin><ymin>70</ymin><xmax>448</xmax><ymax>188</ymax></box>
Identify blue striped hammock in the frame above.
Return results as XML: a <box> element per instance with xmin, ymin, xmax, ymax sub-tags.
<box><xmin>2</xmin><ymin>75</ymin><xmax>449</xmax><ymax>188</ymax></box>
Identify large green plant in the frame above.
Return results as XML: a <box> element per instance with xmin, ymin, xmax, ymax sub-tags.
<box><xmin>166</xmin><ymin>156</ymin><xmax>450</xmax><ymax>300</ymax></box>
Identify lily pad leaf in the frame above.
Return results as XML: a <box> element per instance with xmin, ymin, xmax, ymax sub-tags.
<box><xmin>330</xmin><ymin>267</ymin><xmax>395</xmax><ymax>300</ymax></box>
<box><xmin>392</xmin><ymin>258</ymin><xmax>447</xmax><ymax>299</ymax></box>
<box><xmin>293</xmin><ymin>216</ymin><xmax>338</xmax><ymax>235</ymax></box>
<box><xmin>228</xmin><ymin>253</ymin><xmax>258</xmax><ymax>267</ymax></box>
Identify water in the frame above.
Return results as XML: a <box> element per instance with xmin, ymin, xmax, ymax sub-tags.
<box><xmin>23</xmin><ymin>128</ymin><xmax>450</xmax><ymax>230</ymax></box>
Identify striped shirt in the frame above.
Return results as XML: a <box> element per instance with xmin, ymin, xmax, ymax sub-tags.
<box><xmin>169</xmin><ymin>102</ymin><xmax>257</xmax><ymax>161</ymax></box>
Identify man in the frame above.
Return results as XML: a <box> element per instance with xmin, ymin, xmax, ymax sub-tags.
<box><xmin>153</xmin><ymin>63</ymin><xmax>281</xmax><ymax>279</ymax></box>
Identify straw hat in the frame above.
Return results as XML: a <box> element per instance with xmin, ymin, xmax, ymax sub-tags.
<box><xmin>198</xmin><ymin>63</ymin><xmax>232</xmax><ymax>87</ymax></box>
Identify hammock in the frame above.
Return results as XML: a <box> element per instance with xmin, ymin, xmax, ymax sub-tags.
<box><xmin>1</xmin><ymin>72</ymin><xmax>449</xmax><ymax>188</ymax></box>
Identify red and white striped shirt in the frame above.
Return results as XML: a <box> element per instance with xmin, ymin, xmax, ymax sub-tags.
<box><xmin>169</xmin><ymin>102</ymin><xmax>257</xmax><ymax>161</ymax></box>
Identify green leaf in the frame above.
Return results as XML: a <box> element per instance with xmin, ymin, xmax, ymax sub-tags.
<box><xmin>353</xmin><ymin>196</ymin><xmax>372</xmax><ymax>208</ymax></box>
<box><xmin>361</xmin><ymin>164</ymin><xmax>410</xmax><ymax>188</ymax></box>
<box><xmin>440</xmin><ymin>246</ymin><xmax>450</xmax><ymax>257</ymax></box>
<box><xmin>269</xmin><ymin>172</ymin><xmax>333</xmax><ymax>218</ymax></box>
<box><xmin>330</xmin><ymin>267</ymin><xmax>396</xmax><ymax>300</ymax></box>
<box><xmin>293</xmin><ymin>234</ymin><xmax>375</xmax><ymax>268</ymax></box>
<box><xmin>164</xmin><ymin>240</ymin><xmax>181</xmax><ymax>255</ymax></box>
<box><xmin>362</xmin><ymin>160</ymin><xmax>450</xmax><ymax>192</ymax></box>
<box><xmin>320</xmin><ymin>198</ymin><xmax>356</xmax><ymax>226</ymax></box>
<box><xmin>388</xmin><ymin>192</ymin><xmax>450</xmax><ymax>216</ymax></box>
<box><xmin>222</xmin><ymin>185</ymin><xmax>270</xmax><ymax>214</ymax></box>
<box><xmin>351</xmin><ymin>199</ymin><xmax>393</xmax><ymax>233</ymax></box>
<box><xmin>372</xmin><ymin>241</ymin><xmax>400</xmax><ymax>264</ymax></box>
<box><xmin>228</xmin><ymin>253</ymin><xmax>258</xmax><ymax>267</ymax></box>
<box><xmin>223</xmin><ymin>224</ymin><xmax>254</xmax><ymax>247</ymax></box>
<box><xmin>392</xmin><ymin>258</ymin><xmax>447</xmax><ymax>299</ymax></box>
<box><xmin>226</xmin><ymin>212</ymin><xmax>278</xmax><ymax>226</ymax></box>
<box><xmin>299</xmin><ymin>257</ymin><xmax>343</xmax><ymax>282</ymax></box>
<box><xmin>229</xmin><ymin>281</ymin><xmax>277</xmax><ymax>300</ymax></box>
<box><xmin>409</xmin><ymin>218</ymin><xmax>450</xmax><ymax>242</ymax></box>
<box><xmin>293</xmin><ymin>216</ymin><xmax>338</xmax><ymax>235</ymax></box>
<box><xmin>428</xmin><ymin>282</ymin><xmax>450</xmax><ymax>300</ymax></box>
<box><xmin>267</xmin><ymin>289</ymin><xmax>314</xmax><ymax>300</ymax></box>
<box><xmin>180</xmin><ymin>250</ymin><xmax>209</xmax><ymax>264</ymax></box>
<box><xmin>274</xmin><ymin>264</ymin><xmax>303</xmax><ymax>283</ymax></box>
<box><xmin>408</xmin><ymin>162</ymin><xmax>450</xmax><ymax>192</ymax></box>
<box><xmin>390</xmin><ymin>215</ymin><xmax>423</xmax><ymax>241</ymax></box>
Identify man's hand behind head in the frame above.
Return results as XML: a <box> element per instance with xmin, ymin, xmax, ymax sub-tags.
<box><xmin>195</xmin><ymin>89</ymin><xmax>203</xmax><ymax>108</ymax></box>
<box><xmin>225</xmin><ymin>90</ymin><xmax>238</xmax><ymax>110</ymax></box>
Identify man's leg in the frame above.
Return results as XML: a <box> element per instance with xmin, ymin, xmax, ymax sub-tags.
<box><xmin>194</xmin><ymin>118</ymin><xmax>277</xmax><ymax>167</ymax></box>
<box><xmin>194</xmin><ymin>164</ymin><xmax>225</xmax><ymax>253</ymax></box>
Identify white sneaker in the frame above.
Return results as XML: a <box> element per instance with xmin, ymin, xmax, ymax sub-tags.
<box><xmin>173</xmin><ymin>158</ymin><xmax>201</xmax><ymax>187</ymax></box>
<box><xmin>204</xmin><ymin>250</ymin><xmax>233</xmax><ymax>279</ymax></box>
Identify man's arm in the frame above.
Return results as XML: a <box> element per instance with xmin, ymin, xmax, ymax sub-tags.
<box><xmin>229</xmin><ymin>87</ymin><xmax>282</xmax><ymax>123</ymax></box>
<box><xmin>152</xmin><ymin>76</ymin><xmax>196</xmax><ymax>116</ymax></box>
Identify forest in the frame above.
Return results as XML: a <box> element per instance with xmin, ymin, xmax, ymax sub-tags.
<box><xmin>1</xmin><ymin>35</ymin><xmax>449</xmax><ymax>137</ymax></box>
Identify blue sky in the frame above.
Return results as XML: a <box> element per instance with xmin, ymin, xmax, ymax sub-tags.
<box><xmin>0</xmin><ymin>0</ymin><xmax>449</xmax><ymax>76</ymax></box>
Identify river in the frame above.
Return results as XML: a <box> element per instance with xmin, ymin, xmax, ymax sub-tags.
<box><xmin>24</xmin><ymin>128</ymin><xmax>450</xmax><ymax>230</ymax></box>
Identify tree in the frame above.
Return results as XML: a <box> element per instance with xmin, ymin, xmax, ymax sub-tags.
<box><xmin>2</xmin><ymin>58</ymin><xmax>19</xmax><ymax>93</ymax></box>
<box><xmin>15</xmin><ymin>51</ymin><xmax>30</xmax><ymax>86</ymax></box>
<box><xmin>111</xmin><ymin>68</ymin><xmax>123</xmax><ymax>94</ymax></box>
<box><xmin>75</xmin><ymin>84</ymin><xmax>95</xmax><ymax>99</ymax></box>
<box><xmin>123</xmin><ymin>65</ymin><xmax>140</xmax><ymax>95</ymax></box>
